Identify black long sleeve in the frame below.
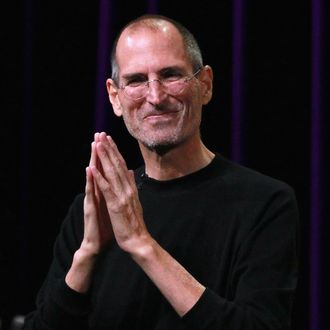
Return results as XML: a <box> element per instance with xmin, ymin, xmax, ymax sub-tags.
<box><xmin>24</xmin><ymin>154</ymin><xmax>299</xmax><ymax>329</ymax></box>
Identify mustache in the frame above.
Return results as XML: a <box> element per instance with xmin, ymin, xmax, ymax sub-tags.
<box><xmin>142</xmin><ymin>103</ymin><xmax>181</xmax><ymax>117</ymax></box>
<box><xmin>153</xmin><ymin>103</ymin><xmax>170</xmax><ymax>112</ymax></box>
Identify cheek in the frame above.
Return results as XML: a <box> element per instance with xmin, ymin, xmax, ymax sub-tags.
<box><xmin>121</xmin><ymin>107</ymin><xmax>140</xmax><ymax>127</ymax></box>
<box><xmin>119</xmin><ymin>99</ymin><xmax>138</xmax><ymax>117</ymax></box>
<box><xmin>185</xmin><ymin>83</ymin><xmax>203</xmax><ymax>103</ymax></box>
<box><xmin>184</xmin><ymin>87</ymin><xmax>203</xmax><ymax>114</ymax></box>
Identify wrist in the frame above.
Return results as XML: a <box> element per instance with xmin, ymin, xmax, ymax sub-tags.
<box><xmin>65</xmin><ymin>248</ymin><xmax>98</xmax><ymax>293</ymax></box>
<box><xmin>79</xmin><ymin>239</ymin><xmax>104</xmax><ymax>257</ymax></box>
<box><xmin>129</xmin><ymin>236</ymin><xmax>158</xmax><ymax>264</ymax></box>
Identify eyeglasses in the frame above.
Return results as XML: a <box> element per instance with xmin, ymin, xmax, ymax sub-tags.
<box><xmin>118</xmin><ymin>67</ymin><xmax>203</xmax><ymax>101</ymax></box>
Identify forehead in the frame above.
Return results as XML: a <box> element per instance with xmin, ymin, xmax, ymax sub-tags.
<box><xmin>116</xmin><ymin>22</ymin><xmax>191</xmax><ymax>74</ymax></box>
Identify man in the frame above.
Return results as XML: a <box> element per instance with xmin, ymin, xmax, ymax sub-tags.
<box><xmin>24</xmin><ymin>14</ymin><xmax>299</xmax><ymax>329</ymax></box>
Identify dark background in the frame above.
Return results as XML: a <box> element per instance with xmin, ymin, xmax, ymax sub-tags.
<box><xmin>1</xmin><ymin>1</ymin><xmax>328</xmax><ymax>329</ymax></box>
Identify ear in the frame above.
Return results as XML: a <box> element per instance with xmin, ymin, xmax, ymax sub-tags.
<box><xmin>199</xmin><ymin>65</ymin><xmax>213</xmax><ymax>105</ymax></box>
<box><xmin>106</xmin><ymin>78</ymin><xmax>123</xmax><ymax>117</ymax></box>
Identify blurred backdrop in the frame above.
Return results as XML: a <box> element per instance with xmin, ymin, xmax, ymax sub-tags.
<box><xmin>1</xmin><ymin>1</ymin><xmax>328</xmax><ymax>329</ymax></box>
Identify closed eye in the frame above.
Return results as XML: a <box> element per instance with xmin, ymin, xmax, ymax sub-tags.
<box><xmin>161</xmin><ymin>70</ymin><xmax>183</xmax><ymax>82</ymax></box>
<box><xmin>124</xmin><ymin>74</ymin><xmax>147</xmax><ymax>87</ymax></box>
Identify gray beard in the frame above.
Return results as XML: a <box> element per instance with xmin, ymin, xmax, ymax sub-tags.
<box><xmin>122</xmin><ymin>110</ymin><xmax>201</xmax><ymax>156</ymax></box>
<box><xmin>142</xmin><ymin>140</ymin><xmax>178</xmax><ymax>156</ymax></box>
<box><xmin>123</xmin><ymin>117</ymin><xmax>183</xmax><ymax>156</ymax></box>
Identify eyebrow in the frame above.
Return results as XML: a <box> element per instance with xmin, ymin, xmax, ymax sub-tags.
<box><xmin>121</xmin><ymin>72</ymin><xmax>145</xmax><ymax>82</ymax></box>
<box><xmin>121</xmin><ymin>66</ymin><xmax>185</xmax><ymax>81</ymax></box>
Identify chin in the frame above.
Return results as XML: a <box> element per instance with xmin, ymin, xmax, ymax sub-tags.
<box><xmin>144</xmin><ymin>142</ymin><xmax>177</xmax><ymax>155</ymax></box>
<box><xmin>141</xmin><ymin>134</ymin><xmax>188</xmax><ymax>155</ymax></box>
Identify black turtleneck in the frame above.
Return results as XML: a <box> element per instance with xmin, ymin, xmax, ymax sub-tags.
<box><xmin>24</xmin><ymin>153</ymin><xmax>299</xmax><ymax>330</ymax></box>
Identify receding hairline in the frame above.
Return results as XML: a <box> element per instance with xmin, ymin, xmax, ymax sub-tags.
<box><xmin>118</xmin><ymin>18</ymin><xmax>182</xmax><ymax>48</ymax></box>
<box><xmin>119</xmin><ymin>14</ymin><xmax>186</xmax><ymax>37</ymax></box>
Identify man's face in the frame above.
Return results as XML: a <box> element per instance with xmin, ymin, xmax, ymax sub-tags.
<box><xmin>108</xmin><ymin>23</ymin><xmax>211</xmax><ymax>152</ymax></box>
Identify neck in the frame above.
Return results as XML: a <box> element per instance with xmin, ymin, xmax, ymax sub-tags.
<box><xmin>139</xmin><ymin>136</ymin><xmax>215</xmax><ymax>181</ymax></box>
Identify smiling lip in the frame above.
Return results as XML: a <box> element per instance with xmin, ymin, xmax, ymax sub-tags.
<box><xmin>144</xmin><ymin>111</ymin><xmax>178</xmax><ymax>120</ymax></box>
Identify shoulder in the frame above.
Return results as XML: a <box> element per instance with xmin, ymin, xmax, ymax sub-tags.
<box><xmin>212</xmin><ymin>154</ymin><xmax>299</xmax><ymax>238</ymax></box>
<box><xmin>214</xmin><ymin>153</ymin><xmax>295</xmax><ymax>197</ymax></box>
<box><xmin>209</xmin><ymin>154</ymin><xmax>298</xmax><ymax>220</ymax></box>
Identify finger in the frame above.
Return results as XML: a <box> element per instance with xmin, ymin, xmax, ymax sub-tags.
<box><xmin>85</xmin><ymin>166</ymin><xmax>96</xmax><ymax>204</ymax></box>
<box><xmin>90</xmin><ymin>165</ymin><xmax>116</xmax><ymax>200</ymax></box>
<box><xmin>91</xmin><ymin>133</ymin><xmax>106</xmax><ymax>179</ymax></box>
<box><xmin>89</xmin><ymin>142</ymin><xmax>98</xmax><ymax>167</ymax></box>
<box><xmin>106</xmin><ymin>135</ymin><xmax>128</xmax><ymax>171</ymax></box>
<box><xmin>128</xmin><ymin>170</ymin><xmax>138</xmax><ymax>194</ymax></box>
<box><xmin>98</xmin><ymin>134</ymin><xmax>132</xmax><ymax>190</ymax></box>
<box><xmin>94</xmin><ymin>132</ymin><xmax>100</xmax><ymax>142</ymax></box>
<box><xmin>87</xmin><ymin>140</ymin><xmax>103</xmax><ymax>205</ymax></box>
<box><xmin>89</xmin><ymin>132</ymin><xmax>100</xmax><ymax>167</ymax></box>
<box><xmin>95</xmin><ymin>141</ymin><xmax>126</xmax><ymax>196</ymax></box>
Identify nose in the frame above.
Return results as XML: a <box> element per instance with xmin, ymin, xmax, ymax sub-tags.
<box><xmin>145</xmin><ymin>79</ymin><xmax>167</xmax><ymax>104</ymax></box>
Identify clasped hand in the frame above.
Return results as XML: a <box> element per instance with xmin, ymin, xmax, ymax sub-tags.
<box><xmin>82</xmin><ymin>132</ymin><xmax>149</xmax><ymax>256</ymax></box>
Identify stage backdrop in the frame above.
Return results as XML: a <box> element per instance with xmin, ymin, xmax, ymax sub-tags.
<box><xmin>1</xmin><ymin>1</ymin><xmax>328</xmax><ymax>329</ymax></box>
